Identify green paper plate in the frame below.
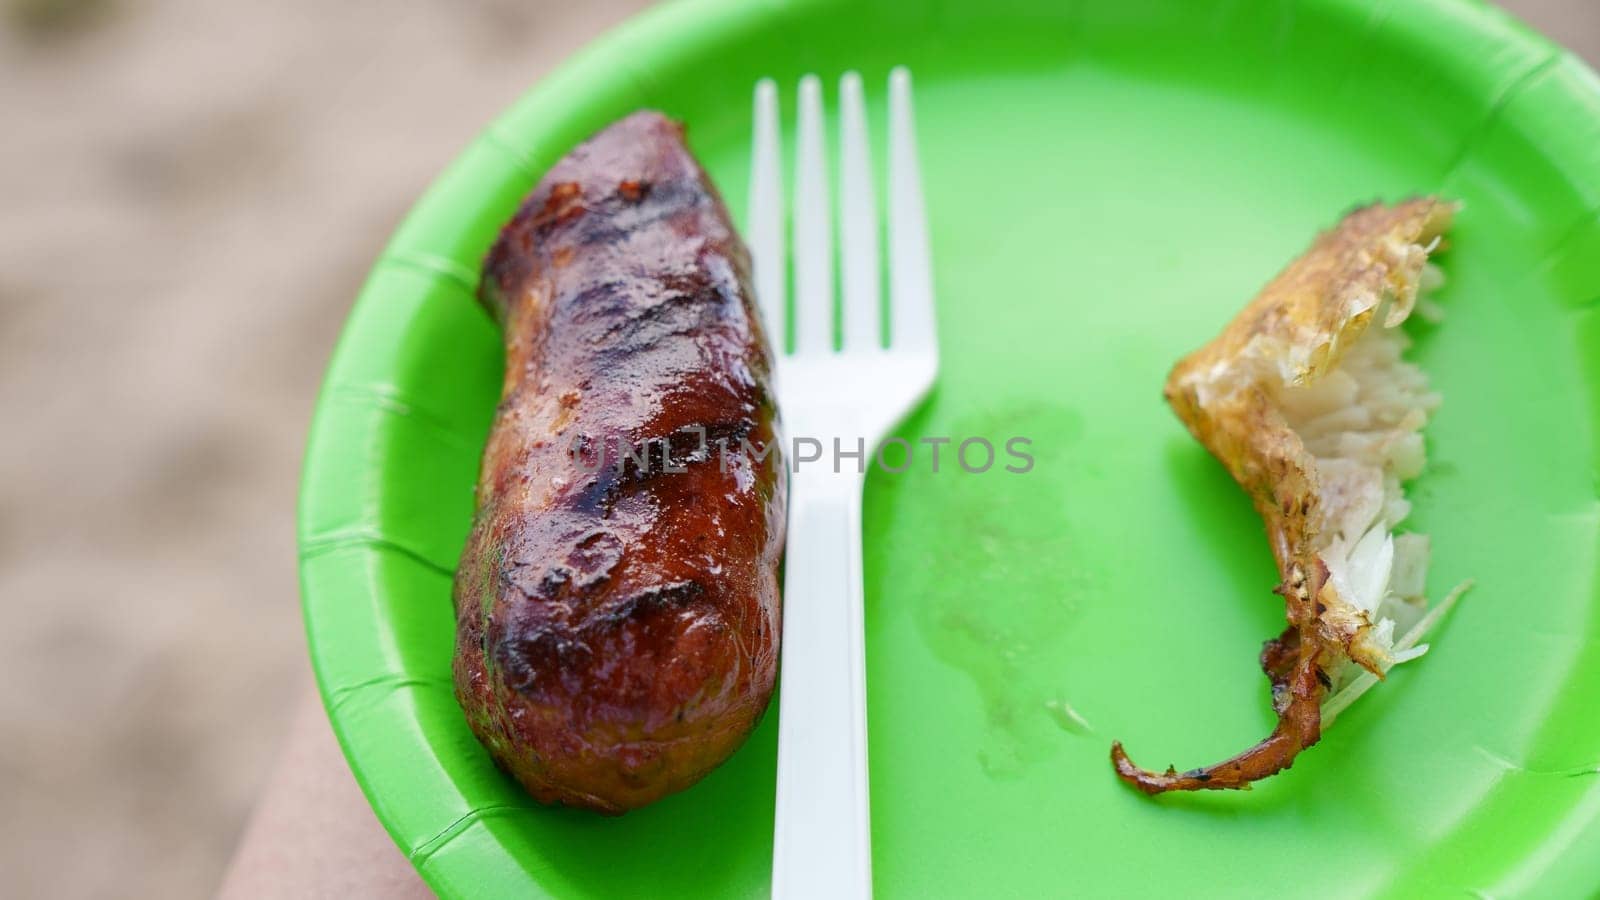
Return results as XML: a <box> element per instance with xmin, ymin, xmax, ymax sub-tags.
<box><xmin>298</xmin><ymin>0</ymin><xmax>1600</xmax><ymax>895</ymax></box>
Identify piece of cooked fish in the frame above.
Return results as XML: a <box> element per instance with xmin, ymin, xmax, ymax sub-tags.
<box><xmin>1113</xmin><ymin>198</ymin><xmax>1469</xmax><ymax>794</ymax></box>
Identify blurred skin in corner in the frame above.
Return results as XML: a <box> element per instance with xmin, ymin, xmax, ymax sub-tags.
<box><xmin>217</xmin><ymin>689</ymin><xmax>431</xmax><ymax>899</ymax></box>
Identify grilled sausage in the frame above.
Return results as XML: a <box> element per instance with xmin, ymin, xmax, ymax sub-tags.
<box><xmin>453</xmin><ymin>111</ymin><xmax>785</xmax><ymax>813</ymax></box>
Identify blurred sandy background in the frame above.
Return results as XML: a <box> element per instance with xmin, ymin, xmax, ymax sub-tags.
<box><xmin>0</xmin><ymin>1</ymin><xmax>1593</xmax><ymax>897</ymax></box>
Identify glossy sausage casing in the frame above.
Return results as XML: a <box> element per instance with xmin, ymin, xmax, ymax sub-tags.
<box><xmin>453</xmin><ymin>111</ymin><xmax>785</xmax><ymax>813</ymax></box>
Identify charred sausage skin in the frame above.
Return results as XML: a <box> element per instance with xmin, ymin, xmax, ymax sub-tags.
<box><xmin>454</xmin><ymin>111</ymin><xmax>785</xmax><ymax>814</ymax></box>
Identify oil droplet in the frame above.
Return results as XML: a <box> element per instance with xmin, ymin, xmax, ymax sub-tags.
<box><xmin>1044</xmin><ymin>697</ymin><xmax>1093</xmax><ymax>736</ymax></box>
<box><xmin>879</xmin><ymin>405</ymin><xmax>1094</xmax><ymax>778</ymax></box>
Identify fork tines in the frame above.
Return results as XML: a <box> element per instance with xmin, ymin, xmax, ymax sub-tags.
<box><xmin>748</xmin><ymin>68</ymin><xmax>935</xmax><ymax>363</ymax></box>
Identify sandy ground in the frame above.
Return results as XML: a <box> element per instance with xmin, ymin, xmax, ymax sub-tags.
<box><xmin>0</xmin><ymin>1</ymin><xmax>1592</xmax><ymax>898</ymax></box>
<box><xmin>0</xmin><ymin>2</ymin><xmax>649</xmax><ymax>897</ymax></box>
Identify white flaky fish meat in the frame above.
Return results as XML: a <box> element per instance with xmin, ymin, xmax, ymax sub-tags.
<box><xmin>1113</xmin><ymin>198</ymin><xmax>1469</xmax><ymax>794</ymax></box>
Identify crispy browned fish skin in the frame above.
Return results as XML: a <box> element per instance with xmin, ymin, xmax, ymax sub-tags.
<box><xmin>454</xmin><ymin>111</ymin><xmax>785</xmax><ymax>813</ymax></box>
<box><xmin>1113</xmin><ymin>198</ymin><xmax>1454</xmax><ymax>794</ymax></box>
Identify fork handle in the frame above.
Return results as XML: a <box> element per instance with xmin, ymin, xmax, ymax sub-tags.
<box><xmin>771</xmin><ymin>467</ymin><xmax>872</xmax><ymax>900</ymax></box>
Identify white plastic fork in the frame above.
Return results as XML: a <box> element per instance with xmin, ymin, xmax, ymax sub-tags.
<box><xmin>750</xmin><ymin>68</ymin><xmax>938</xmax><ymax>900</ymax></box>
